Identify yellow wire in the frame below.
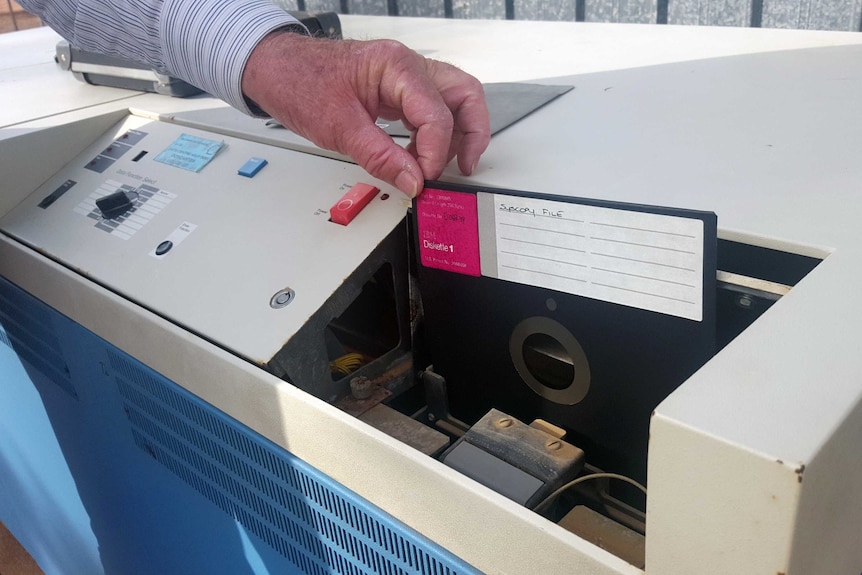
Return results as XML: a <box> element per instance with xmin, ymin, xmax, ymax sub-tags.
<box><xmin>329</xmin><ymin>353</ymin><xmax>365</xmax><ymax>375</ymax></box>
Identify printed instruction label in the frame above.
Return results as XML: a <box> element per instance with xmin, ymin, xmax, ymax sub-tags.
<box><xmin>415</xmin><ymin>188</ymin><xmax>481</xmax><ymax>276</ymax></box>
<box><xmin>154</xmin><ymin>133</ymin><xmax>225</xmax><ymax>172</ymax></box>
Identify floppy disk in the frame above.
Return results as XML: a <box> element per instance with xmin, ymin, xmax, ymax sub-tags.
<box><xmin>414</xmin><ymin>182</ymin><xmax>717</xmax><ymax>483</ymax></box>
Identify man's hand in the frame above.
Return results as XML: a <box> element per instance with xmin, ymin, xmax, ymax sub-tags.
<box><xmin>241</xmin><ymin>31</ymin><xmax>491</xmax><ymax>198</ymax></box>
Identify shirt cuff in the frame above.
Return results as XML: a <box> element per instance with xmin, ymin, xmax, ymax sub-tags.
<box><xmin>160</xmin><ymin>0</ymin><xmax>305</xmax><ymax>115</ymax></box>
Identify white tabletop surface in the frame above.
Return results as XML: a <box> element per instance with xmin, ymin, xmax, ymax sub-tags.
<box><xmin>0</xmin><ymin>27</ymin><xmax>143</xmax><ymax>129</ymax></box>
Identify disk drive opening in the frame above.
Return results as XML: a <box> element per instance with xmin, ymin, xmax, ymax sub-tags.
<box><xmin>522</xmin><ymin>333</ymin><xmax>574</xmax><ymax>391</ymax></box>
<box><xmin>715</xmin><ymin>239</ymin><xmax>822</xmax><ymax>351</ymax></box>
<box><xmin>326</xmin><ymin>263</ymin><xmax>401</xmax><ymax>381</ymax></box>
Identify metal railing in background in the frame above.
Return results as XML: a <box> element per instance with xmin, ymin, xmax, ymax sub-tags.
<box><xmin>282</xmin><ymin>0</ymin><xmax>862</xmax><ymax>31</ymax></box>
<box><xmin>4</xmin><ymin>0</ymin><xmax>18</xmax><ymax>30</ymax></box>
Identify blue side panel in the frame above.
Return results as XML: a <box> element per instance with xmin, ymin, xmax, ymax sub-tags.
<box><xmin>0</xmin><ymin>276</ymin><xmax>479</xmax><ymax>575</ymax></box>
<box><xmin>0</xmin><ymin>284</ymin><xmax>102</xmax><ymax>575</ymax></box>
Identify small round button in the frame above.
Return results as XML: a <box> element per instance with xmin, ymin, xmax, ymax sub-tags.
<box><xmin>270</xmin><ymin>288</ymin><xmax>296</xmax><ymax>309</ymax></box>
<box><xmin>155</xmin><ymin>240</ymin><xmax>173</xmax><ymax>256</ymax></box>
<box><xmin>275</xmin><ymin>293</ymin><xmax>291</xmax><ymax>305</ymax></box>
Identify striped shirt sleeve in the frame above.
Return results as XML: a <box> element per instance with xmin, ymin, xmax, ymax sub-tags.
<box><xmin>18</xmin><ymin>0</ymin><xmax>301</xmax><ymax>115</ymax></box>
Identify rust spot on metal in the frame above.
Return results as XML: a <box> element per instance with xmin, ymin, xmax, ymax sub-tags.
<box><xmin>368</xmin><ymin>357</ymin><xmax>412</xmax><ymax>387</ymax></box>
<box><xmin>333</xmin><ymin>357</ymin><xmax>411</xmax><ymax>418</ymax></box>
<box><xmin>333</xmin><ymin>386</ymin><xmax>391</xmax><ymax>418</ymax></box>
<box><xmin>795</xmin><ymin>464</ymin><xmax>806</xmax><ymax>483</ymax></box>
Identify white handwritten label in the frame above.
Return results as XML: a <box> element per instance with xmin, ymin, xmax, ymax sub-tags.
<box><xmin>480</xmin><ymin>193</ymin><xmax>705</xmax><ymax>321</ymax></box>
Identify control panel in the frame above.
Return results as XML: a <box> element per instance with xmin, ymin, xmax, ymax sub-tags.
<box><xmin>0</xmin><ymin>112</ymin><xmax>407</xmax><ymax>371</ymax></box>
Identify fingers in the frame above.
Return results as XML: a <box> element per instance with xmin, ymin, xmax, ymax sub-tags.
<box><xmin>377</xmin><ymin>42</ymin><xmax>490</xmax><ymax>183</ymax></box>
<box><xmin>411</xmin><ymin>112</ymin><xmax>455</xmax><ymax>182</ymax></box>
<box><xmin>241</xmin><ymin>34</ymin><xmax>490</xmax><ymax>197</ymax></box>
<box><xmin>377</xmin><ymin>49</ymin><xmax>456</xmax><ymax>182</ymax></box>
<box><xmin>398</xmin><ymin>77</ymin><xmax>489</xmax><ymax>181</ymax></box>
<box><xmin>453</xmin><ymin>92</ymin><xmax>491</xmax><ymax>176</ymax></box>
<box><xmin>335</xmin><ymin>107</ymin><xmax>424</xmax><ymax>198</ymax></box>
<box><xmin>424</xmin><ymin>60</ymin><xmax>491</xmax><ymax>177</ymax></box>
<box><xmin>405</xmin><ymin>69</ymin><xmax>490</xmax><ymax>180</ymax></box>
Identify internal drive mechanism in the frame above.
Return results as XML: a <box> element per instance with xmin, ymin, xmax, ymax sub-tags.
<box><xmin>440</xmin><ymin>408</ymin><xmax>585</xmax><ymax>509</ymax></box>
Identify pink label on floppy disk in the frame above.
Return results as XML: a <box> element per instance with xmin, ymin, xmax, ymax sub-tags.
<box><xmin>416</xmin><ymin>188</ymin><xmax>481</xmax><ymax>276</ymax></box>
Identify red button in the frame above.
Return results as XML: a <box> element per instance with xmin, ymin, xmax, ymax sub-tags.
<box><xmin>330</xmin><ymin>183</ymin><xmax>379</xmax><ymax>226</ymax></box>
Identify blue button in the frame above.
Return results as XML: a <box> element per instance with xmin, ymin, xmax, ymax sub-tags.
<box><xmin>238</xmin><ymin>157</ymin><xmax>268</xmax><ymax>178</ymax></box>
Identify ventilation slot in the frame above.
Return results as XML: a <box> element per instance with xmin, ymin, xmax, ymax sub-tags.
<box><xmin>109</xmin><ymin>349</ymin><xmax>475</xmax><ymax>575</ymax></box>
<box><xmin>0</xmin><ymin>278</ymin><xmax>76</xmax><ymax>398</ymax></box>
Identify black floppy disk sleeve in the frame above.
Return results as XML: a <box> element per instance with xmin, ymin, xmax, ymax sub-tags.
<box><xmin>412</xmin><ymin>180</ymin><xmax>717</xmax><ymax>484</ymax></box>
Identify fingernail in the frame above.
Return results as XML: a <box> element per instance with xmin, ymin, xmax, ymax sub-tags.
<box><xmin>395</xmin><ymin>171</ymin><xmax>419</xmax><ymax>198</ymax></box>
